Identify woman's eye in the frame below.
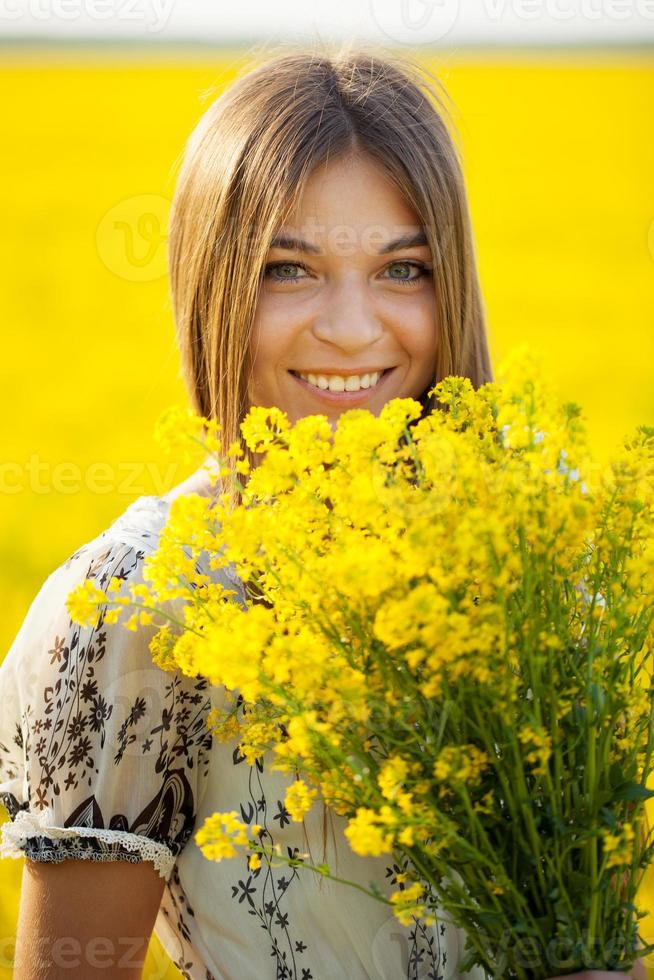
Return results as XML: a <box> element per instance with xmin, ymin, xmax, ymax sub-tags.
<box><xmin>385</xmin><ymin>260</ymin><xmax>430</xmax><ymax>286</ymax></box>
<box><xmin>262</xmin><ymin>259</ymin><xmax>430</xmax><ymax>286</ymax></box>
<box><xmin>263</xmin><ymin>261</ymin><xmax>308</xmax><ymax>284</ymax></box>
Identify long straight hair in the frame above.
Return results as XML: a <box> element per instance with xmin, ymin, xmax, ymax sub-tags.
<box><xmin>169</xmin><ymin>39</ymin><xmax>494</xmax><ymax>494</ymax></box>
<box><xmin>168</xmin><ymin>39</ymin><xmax>495</xmax><ymax>878</ymax></box>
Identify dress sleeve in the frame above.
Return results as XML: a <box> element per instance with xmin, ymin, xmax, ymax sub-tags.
<box><xmin>0</xmin><ymin>538</ymin><xmax>213</xmax><ymax>881</ymax></box>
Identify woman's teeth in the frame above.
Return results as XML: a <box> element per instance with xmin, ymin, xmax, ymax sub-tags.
<box><xmin>294</xmin><ymin>370</ymin><xmax>384</xmax><ymax>392</ymax></box>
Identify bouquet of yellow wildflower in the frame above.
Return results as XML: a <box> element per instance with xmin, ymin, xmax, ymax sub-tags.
<box><xmin>68</xmin><ymin>347</ymin><xmax>654</xmax><ymax>979</ymax></box>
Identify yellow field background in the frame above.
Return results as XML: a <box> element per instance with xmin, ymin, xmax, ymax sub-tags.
<box><xmin>0</xmin><ymin>45</ymin><xmax>652</xmax><ymax>978</ymax></box>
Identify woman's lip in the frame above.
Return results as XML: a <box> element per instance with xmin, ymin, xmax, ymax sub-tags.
<box><xmin>288</xmin><ymin>367</ymin><xmax>396</xmax><ymax>403</ymax></box>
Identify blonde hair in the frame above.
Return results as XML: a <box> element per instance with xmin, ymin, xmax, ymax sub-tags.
<box><xmin>169</xmin><ymin>38</ymin><xmax>494</xmax><ymax>496</ymax></box>
<box><xmin>168</xmin><ymin>38</ymin><xmax>495</xmax><ymax>878</ymax></box>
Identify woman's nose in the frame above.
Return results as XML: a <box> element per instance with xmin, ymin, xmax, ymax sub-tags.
<box><xmin>310</xmin><ymin>279</ymin><xmax>384</xmax><ymax>350</ymax></box>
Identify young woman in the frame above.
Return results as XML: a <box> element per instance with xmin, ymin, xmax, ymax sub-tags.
<box><xmin>0</xmin><ymin>42</ymin><xmax>645</xmax><ymax>980</ymax></box>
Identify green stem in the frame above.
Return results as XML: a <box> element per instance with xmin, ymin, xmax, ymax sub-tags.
<box><xmin>110</xmin><ymin>599</ymin><xmax>205</xmax><ymax>637</ymax></box>
<box><xmin>252</xmin><ymin>843</ymin><xmax>395</xmax><ymax>907</ymax></box>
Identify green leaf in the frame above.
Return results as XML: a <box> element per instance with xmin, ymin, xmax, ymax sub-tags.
<box><xmin>599</xmin><ymin>806</ymin><xmax>618</xmax><ymax>830</ymax></box>
<box><xmin>609</xmin><ymin>761</ymin><xmax>626</xmax><ymax>788</ymax></box>
<box><xmin>554</xmin><ymin>900</ymin><xmax>574</xmax><ymax>925</ymax></box>
<box><xmin>589</xmin><ymin>682</ymin><xmax>606</xmax><ymax>713</ymax></box>
<box><xmin>613</xmin><ymin>781</ymin><xmax>654</xmax><ymax>802</ymax></box>
<box><xmin>476</xmin><ymin>909</ymin><xmax>505</xmax><ymax>928</ymax></box>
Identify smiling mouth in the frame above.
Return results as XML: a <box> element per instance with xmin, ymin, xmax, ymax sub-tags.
<box><xmin>288</xmin><ymin>367</ymin><xmax>395</xmax><ymax>394</ymax></box>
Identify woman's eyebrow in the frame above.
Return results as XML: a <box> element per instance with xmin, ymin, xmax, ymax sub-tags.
<box><xmin>268</xmin><ymin>230</ymin><xmax>428</xmax><ymax>254</ymax></box>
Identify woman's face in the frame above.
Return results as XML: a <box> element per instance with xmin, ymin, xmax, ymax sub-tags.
<box><xmin>247</xmin><ymin>153</ymin><xmax>439</xmax><ymax>431</ymax></box>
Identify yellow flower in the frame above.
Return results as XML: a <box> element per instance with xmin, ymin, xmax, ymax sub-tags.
<box><xmin>378</xmin><ymin>756</ymin><xmax>409</xmax><ymax>801</ymax></box>
<box><xmin>602</xmin><ymin>823</ymin><xmax>636</xmax><ymax>869</ymax></box>
<box><xmin>144</xmin><ymin>355</ymin><xmax>654</xmax><ymax>927</ymax></box>
<box><xmin>240</xmin><ymin>405</ymin><xmax>291</xmax><ymax>452</ymax></box>
<box><xmin>432</xmin><ymin>745</ymin><xmax>490</xmax><ymax>786</ymax></box>
<box><xmin>284</xmin><ymin>779</ymin><xmax>318</xmax><ymax>822</ymax></box>
<box><xmin>66</xmin><ymin>579</ymin><xmax>108</xmax><ymax>627</ymax></box>
<box><xmin>153</xmin><ymin>405</ymin><xmax>219</xmax><ymax>463</ymax></box>
<box><xmin>207</xmin><ymin>711</ymin><xmax>242</xmax><ymax>742</ymax></box>
<box><xmin>195</xmin><ymin>811</ymin><xmax>249</xmax><ymax>862</ymax></box>
<box><xmin>517</xmin><ymin>725</ymin><xmax>553</xmax><ymax>776</ymax></box>
<box><xmin>148</xmin><ymin>626</ymin><xmax>178</xmax><ymax>671</ymax></box>
<box><xmin>390</xmin><ymin>881</ymin><xmax>427</xmax><ymax>926</ymax></box>
<box><xmin>344</xmin><ymin>808</ymin><xmax>394</xmax><ymax>857</ymax></box>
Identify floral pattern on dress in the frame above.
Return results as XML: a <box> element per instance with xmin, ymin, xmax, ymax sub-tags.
<box><xmin>226</xmin><ymin>694</ymin><xmax>316</xmax><ymax>980</ymax></box>
<box><xmin>0</xmin><ymin>537</ymin><xmax>213</xmax><ymax>878</ymax></box>
<box><xmin>161</xmin><ymin>864</ymin><xmax>217</xmax><ymax>980</ymax></box>
<box><xmin>385</xmin><ymin>859</ymin><xmax>448</xmax><ymax>980</ymax></box>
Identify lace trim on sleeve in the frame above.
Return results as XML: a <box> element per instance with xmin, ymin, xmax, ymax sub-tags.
<box><xmin>0</xmin><ymin>808</ymin><xmax>175</xmax><ymax>879</ymax></box>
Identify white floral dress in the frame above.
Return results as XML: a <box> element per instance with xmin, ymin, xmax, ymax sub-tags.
<box><xmin>0</xmin><ymin>494</ymin><xmax>487</xmax><ymax>980</ymax></box>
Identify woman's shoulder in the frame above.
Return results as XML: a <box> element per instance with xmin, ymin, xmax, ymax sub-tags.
<box><xmin>0</xmin><ymin>490</ymin><xmax>219</xmax><ymax>878</ymax></box>
<box><xmin>26</xmin><ymin>464</ymin><xmax>240</xmax><ymax>625</ymax></box>
<box><xmin>0</xmin><ymin>474</ymin><xmax>245</xmax><ymax>696</ymax></box>
<box><xmin>1</xmin><ymin>464</ymin><xmax>242</xmax><ymax>691</ymax></box>
<box><xmin>3</xmin><ymin>494</ymin><xmax>174</xmax><ymax>667</ymax></box>
<box><xmin>63</xmin><ymin>493</ymin><xmax>172</xmax><ymax>571</ymax></box>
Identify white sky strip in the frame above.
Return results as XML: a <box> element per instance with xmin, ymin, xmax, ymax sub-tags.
<box><xmin>0</xmin><ymin>0</ymin><xmax>653</xmax><ymax>42</ymax></box>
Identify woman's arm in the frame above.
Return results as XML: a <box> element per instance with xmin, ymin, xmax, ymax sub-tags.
<box><xmin>13</xmin><ymin>858</ymin><xmax>165</xmax><ymax>979</ymax></box>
